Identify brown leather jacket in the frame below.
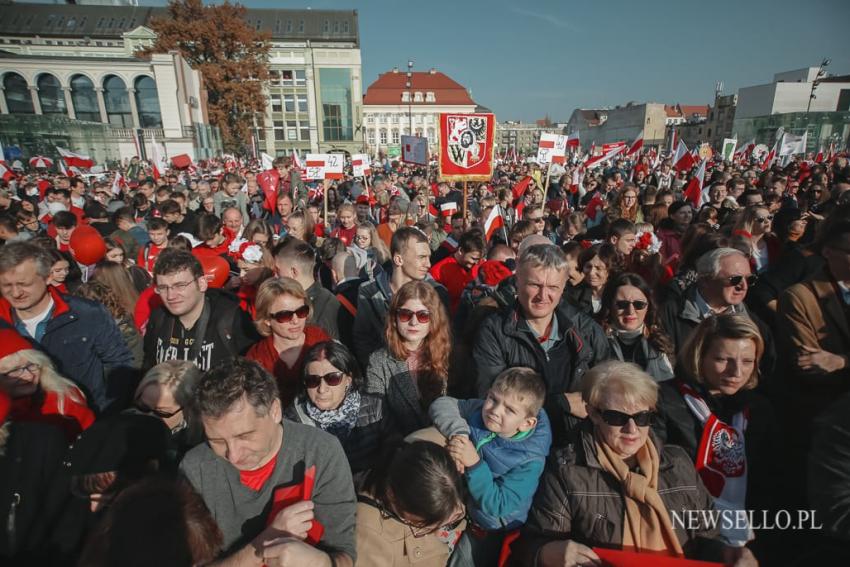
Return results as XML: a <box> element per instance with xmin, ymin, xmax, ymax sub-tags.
<box><xmin>511</xmin><ymin>425</ymin><xmax>725</xmax><ymax>566</ymax></box>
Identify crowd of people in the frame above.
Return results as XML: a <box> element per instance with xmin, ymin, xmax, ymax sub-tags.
<box><xmin>0</xmin><ymin>147</ymin><xmax>849</xmax><ymax>566</ymax></box>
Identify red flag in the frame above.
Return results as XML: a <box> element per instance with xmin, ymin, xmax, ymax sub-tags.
<box><xmin>815</xmin><ymin>147</ymin><xmax>824</xmax><ymax>163</ymax></box>
<box><xmin>511</xmin><ymin>176</ymin><xmax>533</xmax><ymax>202</ymax></box>
<box><xmin>257</xmin><ymin>169</ymin><xmax>280</xmax><ymax>212</ymax></box>
<box><xmin>673</xmin><ymin>140</ymin><xmax>695</xmax><ymax>172</ymax></box>
<box><xmin>484</xmin><ymin>206</ymin><xmax>505</xmax><ymax>241</ymax></box>
<box><xmin>515</xmin><ymin>200</ymin><xmax>526</xmax><ymax>220</ymax></box>
<box><xmin>566</xmin><ymin>131</ymin><xmax>580</xmax><ymax>148</ymax></box>
<box><xmin>428</xmin><ymin>203</ymin><xmax>439</xmax><ymax>217</ymax></box>
<box><xmin>683</xmin><ymin>159</ymin><xmax>707</xmax><ymax>208</ymax></box>
<box><xmin>585</xmin><ymin>193</ymin><xmax>605</xmax><ymax>221</ymax></box>
<box><xmin>626</xmin><ymin>131</ymin><xmax>644</xmax><ymax>157</ymax></box>
<box><xmin>440</xmin><ymin>202</ymin><xmax>458</xmax><ymax>217</ymax></box>
<box><xmin>0</xmin><ymin>163</ymin><xmax>13</xmax><ymax>182</ymax></box>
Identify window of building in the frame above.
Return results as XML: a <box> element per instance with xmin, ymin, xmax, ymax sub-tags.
<box><xmin>295</xmin><ymin>70</ymin><xmax>306</xmax><ymax>85</ymax></box>
<box><xmin>427</xmin><ymin>127</ymin><xmax>435</xmax><ymax>140</ymax></box>
<box><xmin>284</xmin><ymin>94</ymin><xmax>295</xmax><ymax>112</ymax></box>
<box><xmin>103</xmin><ymin>75</ymin><xmax>133</xmax><ymax>127</ymax></box>
<box><xmin>334</xmin><ymin>21</ymin><xmax>340</xmax><ymax>33</ymax></box>
<box><xmin>3</xmin><ymin>73</ymin><xmax>34</xmax><ymax>114</ymax></box>
<box><xmin>319</xmin><ymin>68</ymin><xmax>353</xmax><ymax>141</ymax></box>
<box><xmin>392</xmin><ymin>130</ymin><xmax>400</xmax><ymax>144</ymax></box>
<box><xmin>391</xmin><ymin>114</ymin><xmax>399</xmax><ymax>124</ymax></box>
<box><xmin>275</xmin><ymin>19</ymin><xmax>281</xmax><ymax>33</ymax></box>
<box><xmin>281</xmin><ymin>70</ymin><xmax>293</xmax><ymax>86</ymax></box>
<box><xmin>299</xmin><ymin>20</ymin><xmax>304</xmax><ymax>32</ymax></box>
<box><xmin>134</xmin><ymin>75</ymin><xmax>162</xmax><ymax>128</ymax></box>
<box><xmin>287</xmin><ymin>120</ymin><xmax>297</xmax><ymax>140</ymax></box>
<box><xmin>366</xmin><ymin>115</ymin><xmax>374</xmax><ymax>124</ymax></box>
<box><xmin>343</xmin><ymin>21</ymin><xmax>349</xmax><ymax>33</ymax></box>
<box><xmin>379</xmin><ymin>128</ymin><xmax>387</xmax><ymax>145</ymax></box>
<box><xmin>300</xmin><ymin>122</ymin><xmax>310</xmax><ymax>141</ymax></box>
<box><xmin>414</xmin><ymin>92</ymin><xmax>423</xmax><ymax>102</ymax></box>
<box><xmin>70</xmin><ymin>74</ymin><xmax>100</xmax><ymax>121</ymax></box>
<box><xmin>296</xmin><ymin>94</ymin><xmax>307</xmax><ymax>112</ymax></box>
<box><xmin>323</xmin><ymin>20</ymin><xmax>329</xmax><ymax>32</ymax></box>
<box><xmin>286</xmin><ymin>20</ymin><xmax>292</xmax><ymax>33</ymax></box>
<box><xmin>401</xmin><ymin>92</ymin><xmax>410</xmax><ymax>102</ymax></box>
<box><xmin>273</xmin><ymin>120</ymin><xmax>285</xmax><ymax>140</ymax></box>
<box><xmin>271</xmin><ymin>94</ymin><xmax>282</xmax><ymax>112</ymax></box>
<box><xmin>425</xmin><ymin>92</ymin><xmax>435</xmax><ymax>102</ymax></box>
<box><xmin>367</xmin><ymin>129</ymin><xmax>375</xmax><ymax>146</ymax></box>
<box><xmin>37</xmin><ymin>73</ymin><xmax>66</xmax><ymax>115</ymax></box>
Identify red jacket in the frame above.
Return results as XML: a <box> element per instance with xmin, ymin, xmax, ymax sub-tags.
<box><xmin>11</xmin><ymin>388</ymin><xmax>95</xmax><ymax>441</ymax></box>
<box><xmin>430</xmin><ymin>255</ymin><xmax>478</xmax><ymax>314</ymax></box>
<box><xmin>245</xmin><ymin>325</ymin><xmax>330</xmax><ymax>408</ymax></box>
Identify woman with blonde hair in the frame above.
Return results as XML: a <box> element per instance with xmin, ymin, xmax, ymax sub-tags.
<box><xmin>350</xmin><ymin>221</ymin><xmax>391</xmax><ymax>274</ymax></box>
<box><xmin>285</xmin><ymin>209</ymin><xmax>316</xmax><ymax>245</ymax></box>
<box><xmin>241</xmin><ymin>218</ymin><xmax>275</xmax><ymax>250</ymax></box>
<box><xmin>732</xmin><ymin>205</ymin><xmax>781</xmax><ymax>273</ymax></box>
<box><xmin>654</xmin><ymin>313</ymin><xmax>780</xmax><ymax>551</ymax></box>
<box><xmin>365</xmin><ymin>280</ymin><xmax>451</xmax><ymax>437</ymax></box>
<box><xmin>0</xmin><ymin>327</ymin><xmax>94</xmax><ymax>440</ymax></box>
<box><xmin>246</xmin><ymin>277</ymin><xmax>330</xmax><ymax>407</ymax></box>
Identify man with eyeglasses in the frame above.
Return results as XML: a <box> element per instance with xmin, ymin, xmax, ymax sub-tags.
<box><xmin>660</xmin><ymin>248</ymin><xmax>775</xmax><ymax>375</ymax></box>
<box><xmin>142</xmin><ymin>249</ymin><xmax>258</xmax><ymax>372</ymax></box>
<box><xmin>0</xmin><ymin>242</ymin><xmax>134</xmax><ymax>414</ymax></box>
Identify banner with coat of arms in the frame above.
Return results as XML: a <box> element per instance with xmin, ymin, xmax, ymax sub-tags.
<box><xmin>438</xmin><ymin>113</ymin><xmax>496</xmax><ymax>182</ymax></box>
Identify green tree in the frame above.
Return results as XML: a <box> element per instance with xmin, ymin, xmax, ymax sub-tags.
<box><xmin>138</xmin><ymin>0</ymin><xmax>270</xmax><ymax>153</ymax></box>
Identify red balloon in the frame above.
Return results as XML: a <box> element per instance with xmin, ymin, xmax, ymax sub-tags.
<box><xmin>69</xmin><ymin>225</ymin><xmax>106</xmax><ymax>265</ymax></box>
<box><xmin>196</xmin><ymin>254</ymin><xmax>230</xmax><ymax>288</ymax></box>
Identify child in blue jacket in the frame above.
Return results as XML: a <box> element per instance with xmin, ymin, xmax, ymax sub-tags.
<box><xmin>429</xmin><ymin>367</ymin><xmax>552</xmax><ymax>565</ymax></box>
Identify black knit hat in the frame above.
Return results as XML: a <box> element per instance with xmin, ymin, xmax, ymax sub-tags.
<box><xmin>67</xmin><ymin>413</ymin><xmax>171</xmax><ymax>477</ymax></box>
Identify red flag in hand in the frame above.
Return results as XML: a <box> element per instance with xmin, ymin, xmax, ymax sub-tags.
<box><xmin>266</xmin><ymin>465</ymin><xmax>324</xmax><ymax>545</ymax></box>
<box><xmin>257</xmin><ymin>169</ymin><xmax>281</xmax><ymax>212</ymax></box>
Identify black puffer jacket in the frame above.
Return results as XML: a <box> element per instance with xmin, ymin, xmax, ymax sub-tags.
<box><xmin>511</xmin><ymin>425</ymin><xmax>725</xmax><ymax>566</ymax></box>
<box><xmin>472</xmin><ymin>301</ymin><xmax>610</xmax><ymax>445</ymax></box>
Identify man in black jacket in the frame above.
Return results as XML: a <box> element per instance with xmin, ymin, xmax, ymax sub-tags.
<box><xmin>472</xmin><ymin>243</ymin><xmax>609</xmax><ymax>444</ymax></box>
<box><xmin>143</xmin><ymin>250</ymin><xmax>259</xmax><ymax>372</ymax></box>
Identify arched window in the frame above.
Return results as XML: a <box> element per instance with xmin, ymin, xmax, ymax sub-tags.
<box><xmin>102</xmin><ymin>75</ymin><xmax>132</xmax><ymax>127</ymax></box>
<box><xmin>134</xmin><ymin>76</ymin><xmax>162</xmax><ymax>128</ymax></box>
<box><xmin>70</xmin><ymin>75</ymin><xmax>100</xmax><ymax>122</ymax></box>
<box><xmin>3</xmin><ymin>73</ymin><xmax>34</xmax><ymax>114</ymax></box>
<box><xmin>37</xmin><ymin>73</ymin><xmax>66</xmax><ymax>115</ymax></box>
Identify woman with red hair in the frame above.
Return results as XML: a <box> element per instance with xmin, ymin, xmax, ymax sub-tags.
<box><xmin>365</xmin><ymin>281</ymin><xmax>452</xmax><ymax>437</ymax></box>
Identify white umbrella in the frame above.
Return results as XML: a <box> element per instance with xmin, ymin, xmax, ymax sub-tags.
<box><xmin>29</xmin><ymin>156</ymin><xmax>54</xmax><ymax>169</ymax></box>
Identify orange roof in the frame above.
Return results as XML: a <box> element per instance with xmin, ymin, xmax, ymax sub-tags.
<box><xmin>363</xmin><ymin>70</ymin><xmax>476</xmax><ymax>106</ymax></box>
<box><xmin>679</xmin><ymin>105</ymin><xmax>710</xmax><ymax>117</ymax></box>
<box><xmin>664</xmin><ymin>105</ymin><xmax>682</xmax><ymax>118</ymax></box>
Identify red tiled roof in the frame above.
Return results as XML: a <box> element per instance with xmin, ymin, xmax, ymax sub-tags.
<box><xmin>679</xmin><ymin>105</ymin><xmax>710</xmax><ymax>117</ymax></box>
<box><xmin>363</xmin><ymin>70</ymin><xmax>476</xmax><ymax>105</ymax></box>
<box><xmin>664</xmin><ymin>105</ymin><xmax>681</xmax><ymax>118</ymax></box>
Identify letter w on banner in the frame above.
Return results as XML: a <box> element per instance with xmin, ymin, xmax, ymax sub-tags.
<box><xmin>304</xmin><ymin>154</ymin><xmax>344</xmax><ymax>181</ymax></box>
<box><xmin>537</xmin><ymin>132</ymin><xmax>567</xmax><ymax>165</ymax></box>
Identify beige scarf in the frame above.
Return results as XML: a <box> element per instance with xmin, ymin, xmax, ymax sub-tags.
<box><xmin>594</xmin><ymin>437</ymin><xmax>685</xmax><ymax>557</ymax></box>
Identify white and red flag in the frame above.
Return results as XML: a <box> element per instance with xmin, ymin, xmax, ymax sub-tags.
<box><xmin>111</xmin><ymin>172</ymin><xmax>127</xmax><ymax>196</ymax></box>
<box><xmin>602</xmin><ymin>141</ymin><xmax>626</xmax><ymax>154</ymax></box>
<box><xmin>537</xmin><ymin>132</ymin><xmax>567</xmax><ymax>165</ymax></box>
<box><xmin>483</xmin><ymin>205</ymin><xmax>505</xmax><ymax>241</ymax></box>
<box><xmin>150</xmin><ymin>135</ymin><xmax>167</xmax><ymax>180</ymax></box>
<box><xmin>0</xmin><ymin>162</ymin><xmax>14</xmax><ymax>182</ymax></box>
<box><xmin>583</xmin><ymin>144</ymin><xmax>626</xmax><ymax>169</ymax></box>
<box><xmin>626</xmin><ymin>131</ymin><xmax>644</xmax><ymax>157</ymax></box>
<box><xmin>440</xmin><ymin>201</ymin><xmax>458</xmax><ymax>217</ymax></box>
<box><xmin>351</xmin><ymin>154</ymin><xmax>371</xmax><ymax>177</ymax></box>
<box><xmin>57</xmin><ymin>147</ymin><xmax>94</xmax><ymax>169</ymax></box>
<box><xmin>566</xmin><ymin>131</ymin><xmax>580</xmax><ymax>148</ymax></box>
<box><xmin>683</xmin><ymin>159</ymin><xmax>708</xmax><ymax>208</ymax></box>
<box><xmin>673</xmin><ymin>140</ymin><xmax>696</xmax><ymax>172</ymax></box>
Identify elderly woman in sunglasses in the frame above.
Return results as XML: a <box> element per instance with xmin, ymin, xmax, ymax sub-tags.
<box><xmin>284</xmin><ymin>341</ymin><xmax>385</xmax><ymax>478</ymax></box>
<box><xmin>365</xmin><ymin>281</ymin><xmax>451</xmax><ymax>438</ymax></box>
<box><xmin>599</xmin><ymin>273</ymin><xmax>674</xmax><ymax>382</ymax></box>
<box><xmin>653</xmin><ymin>314</ymin><xmax>780</xmax><ymax>557</ymax></box>
<box><xmin>246</xmin><ymin>277</ymin><xmax>330</xmax><ymax>407</ymax></box>
<box><xmin>515</xmin><ymin>360</ymin><xmax>757</xmax><ymax>567</ymax></box>
<box><xmin>356</xmin><ymin>441</ymin><xmax>467</xmax><ymax>567</ymax></box>
<box><xmin>733</xmin><ymin>206</ymin><xmax>781</xmax><ymax>274</ymax></box>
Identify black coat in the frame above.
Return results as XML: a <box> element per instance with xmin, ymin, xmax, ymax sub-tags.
<box><xmin>472</xmin><ymin>301</ymin><xmax>610</xmax><ymax>445</ymax></box>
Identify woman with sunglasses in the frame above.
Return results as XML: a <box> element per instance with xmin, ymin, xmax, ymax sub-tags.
<box><xmin>130</xmin><ymin>360</ymin><xmax>204</xmax><ymax>466</ymax></box>
<box><xmin>365</xmin><ymin>281</ymin><xmax>451</xmax><ymax>437</ymax></box>
<box><xmin>654</xmin><ymin>314</ymin><xmax>780</xmax><ymax>555</ymax></box>
<box><xmin>356</xmin><ymin>440</ymin><xmax>467</xmax><ymax>567</ymax></box>
<box><xmin>516</xmin><ymin>360</ymin><xmax>755</xmax><ymax>566</ymax></box>
<box><xmin>246</xmin><ymin>277</ymin><xmax>330</xmax><ymax>407</ymax></box>
<box><xmin>599</xmin><ymin>273</ymin><xmax>674</xmax><ymax>382</ymax></box>
<box><xmin>733</xmin><ymin>206</ymin><xmax>781</xmax><ymax>273</ymax></box>
<box><xmin>284</xmin><ymin>341</ymin><xmax>385</xmax><ymax>479</ymax></box>
<box><xmin>0</xmin><ymin>327</ymin><xmax>94</xmax><ymax>441</ymax></box>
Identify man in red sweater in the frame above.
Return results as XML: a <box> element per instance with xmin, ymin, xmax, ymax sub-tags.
<box><xmin>429</xmin><ymin>230</ymin><xmax>486</xmax><ymax>314</ymax></box>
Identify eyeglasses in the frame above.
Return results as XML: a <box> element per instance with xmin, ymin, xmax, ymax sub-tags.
<box><xmin>615</xmin><ymin>299</ymin><xmax>648</xmax><ymax>311</ymax></box>
<box><xmin>596</xmin><ymin>408</ymin><xmax>655</xmax><ymax>427</ymax></box>
<box><xmin>3</xmin><ymin>362</ymin><xmax>40</xmax><ymax>379</ymax></box>
<box><xmin>377</xmin><ymin>500</ymin><xmax>465</xmax><ymax>538</ymax></box>
<box><xmin>154</xmin><ymin>279</ymin><xmax>199</xmax><ymax>295</ymax></box>
<box><xmin>304</xmin><ymin>371</ymin><xmax>346</xmax><ymax>389</ymax></box>
<box><xmin>269</xmin><ymin>304</ymin><xmax>310</xmax><ymax>323</ymax></box>
<box><xmin>722</xmin><ymin>274</ymin><xmax>758</xmax><ymax>287</ymax></box>
<box><xmin>755</xmin><ymin>214</ymin><xmax>773</xmax><ymax>223</ymax></box>
<box><xmin>135</xmin><ymin>403</ymin><xmax>183</xmax><ymax>419</ymax></box>
<box><xmin>396</xmin><ymin>308</ymin><xmax>431</xmax><ymax>324</ymax></box>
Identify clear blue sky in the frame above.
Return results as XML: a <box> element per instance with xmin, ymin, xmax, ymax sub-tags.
<box><xmin>35</xmin><ymin>0</ymin><xmax>850</xmax><ymax>121</ymax></box>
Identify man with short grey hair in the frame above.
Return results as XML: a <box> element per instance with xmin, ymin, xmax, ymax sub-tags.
<box><xmin>472</xmin><ymin>243</ymin><xmax>609</xmax><ymax>444</ymax></box>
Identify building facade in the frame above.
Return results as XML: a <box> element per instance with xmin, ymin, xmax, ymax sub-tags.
<box><xmin>567</xmin><ymin>103</ymin><xmax>667</xmax><ymax>149</ymax></box>
<box><xmin>497</xmin><ymin>121</ymin><xmax>563</xmax><ymax>155</ymax></box>
<box><xmin>362</xmin><ymin>68</ymin><xmax>476</xmax><ymax>157</ymax></box>
<box><xmin>705</xmin><ymin>94</ymin><xmax>737</xmax><ymax>149</ymax></box>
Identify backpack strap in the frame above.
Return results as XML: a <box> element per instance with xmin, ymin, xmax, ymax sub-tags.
<box><xmin>337</xmin><ymin>293</ymin><xmax>357</xmax><ymax>317</ymax></box>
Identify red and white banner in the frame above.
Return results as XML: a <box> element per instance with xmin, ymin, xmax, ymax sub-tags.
<box><xmin>537</xmin><ymin>132</ymin><xmax>567</xmax><ymax>165</ymax></box>
<box><xmin>57</xmin><ymin>147</ymin><xmax>94</xmax><ymax>169</ymax></box>
<box><xmin>440</xmin><ymin>201</ymin><xmax>458</xmax><ymax>217</ymax></box>
<box><xmin>566</xmin><ymin>131</ymin><xmax>580</xmax><ymax>148</ymax></box>
<box><xmin>29</xmin><ymin>156</ymin><xmax>54</xmax><ymax>169</ymax></box>
<box><xmin>583</xmin><ymin>144</ymin><xmax>626</xmax><ymax>169</ymax></box>
<box><xmin>111</xmin><ymin>172</ymin><xmax>126</xmax><ymax>196</ymax></box>
<box><xmin>602</xmin><ymin>141</ymin><xmax>626</xmax><ymax>153</ymax></box>
<box><xmin>438</xmin><ymin>113</ymin><xmax>496</xmax><ymax>182</ymax></box>
<box><xmin>673</xmin><ymin>139</ymin><xmax>696</xmax><ymax>172</ymax></box>
<box><xmin>304</xmin><ymin>154</ymin><xmax>343</xmax><ymax>180</ymax></box>
<box><xmin>626</xmin><ymin>131</ymin><xmax>644</xmax><ymax>157</ymax></box>
<box><xmin>351</xmin><ymin>154</ymin><xmax>371</xmax><ymax>177</ymax></box>
<box><xmin>683</xmin><ymin>159</ymin><xmax>708</xmax><ymax>208</ymax></box>
<box><xmin>401</xmin><ymin>135</ymin><xmax>429</xmax><ymax>165</ymax></box>
<box><xmin>151</xmin><ymin>135</ymin><xmax>167</xmax><ymax>180</ymax></box>
<box><xmin>483</xmin><ymin>204</ymin><xmax>504</xmax><ymax>241</ymax></box>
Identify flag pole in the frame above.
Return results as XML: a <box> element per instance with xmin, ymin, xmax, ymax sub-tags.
<box><xmin>462</xmin><ymin>180</ymin><xmax>468</xmax><ymax>229</ymax></box>
<box><xmin>500</xmin><ymin>204</ymin><xmax>509</xmax><ymax>243</ymax></box>
<box><xmin>542</xmin><ymin>164</ymin><xmax>553</xmax><ymax>202</ymax></box>
<box><xmin>323</xmin><ymin>178</ymin><xmax>329</xmax><ymax>228</ymax></box>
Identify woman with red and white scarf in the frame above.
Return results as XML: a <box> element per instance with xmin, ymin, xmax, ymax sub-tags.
<box><xmin>654</xmin><ymin>314</ymin><xmax>781</xmax><ymax>557</ymax></box>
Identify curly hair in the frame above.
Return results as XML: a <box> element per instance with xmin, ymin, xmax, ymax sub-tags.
<box><xmin>385</xmin><ymin>281</ymin><xmax>451</xmax><ymax>407</ymax></box>
<box><xmin>77</xmin><ymin>280</ymin><xmax>129</xmax><ymax>321</ymax></box>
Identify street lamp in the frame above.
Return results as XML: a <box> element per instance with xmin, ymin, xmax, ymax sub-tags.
<box><xmin>807</xmin><ymin>58</ymin><xmax>831</xmax><ymax>114</ymax></box>
<box><xmin>406</xmin><ymin>59</ymin><xmax>413</xmax><ymax>136</ymax></box>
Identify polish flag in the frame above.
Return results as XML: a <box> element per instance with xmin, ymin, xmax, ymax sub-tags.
<box><xmin>602</xmin><ymin>141</ymin><xmax>626</xmax><ymax>154</ymax></box>
<box><xmin>440</xmin><ymin>202</ymin><xmax>458</xmax><ymax>217</ymax></box>
<box><xmin>57</xmin><ymin>147</ymin><xmax>94</xmax><ymax>169</ymax></box>
<box><xmin>511</xmin><ymin>176</ymin><xmax>533</xmax><ymax>202</ymax></box>
<box><xmin>261</xmin><ymin>152</ymin><xmax>274</xmax><ymax>171</ymax></box>
<box><xmin>734</xmin><ymin>139</ymin><xmax>755</xmax><ymax>161</ymax></box>
<box><xmin>484</xmin><ymin>205</ymin><xmax>505</xmax><ymax>242</ymax></box>
<box><xmin>151</xmin><ymin>135</ymin><xmax>167</xmax><ymax>180</ymax></box>
<box><xmin>566</xmin><ymin>131</ymin><xmax>580</xmax><ymax>148</ymax></box>
<box><xmin>673</xmin><ymin>140</ymin><xmax>696</xmax><ymax>172</ymax></box>
<box><xmin>111</xmin><ymin>172</ymin><xmax>126</xmax><ymax>196</ymax></box>
<box><xmin>515</xmin><ymin>199</ymin><xmax>526</xmax><ymax>220</ymax></box>
<box><xmin>626</xmin><ymin>131</ymin><xmax>644</xmax><ymax>157</ymax></box>
<box><xmin>682</xmin><ymin>159</ymin><xmax>708</xmax><ymax>208</ymax></box>
<box><xmin>0</xmin><ymin>162</ymin><xmax>13</xmax><ymax>182</ymax></box>
<box><xmin>583</xmin><ymin>144</ymin><xmax>626</xmax><ymax>169</ymax></box>
<box><xmin>57</xmin><ymin>158</ymin><xmax>69</xmax><ymax>176</ymax></box>
<box><xmin>815</xmin><ymin>147</ymin><xmax>824</xmax><ymax>163</ymax></box>
<box><xmin>585</xmin><ymin>192</ymin><xmax>605</xmax><ymax>222</ymax></box>
<box><xmin>292</xmin><ymin>150</ymin><xmax>304</xmax><ymax>171</ymax></box>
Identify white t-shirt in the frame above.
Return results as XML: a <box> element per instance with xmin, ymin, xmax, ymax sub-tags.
<box><xmin>19</xmin><ymin>296</ymin><xmax>54</xmax><ymax>339</ymax></box>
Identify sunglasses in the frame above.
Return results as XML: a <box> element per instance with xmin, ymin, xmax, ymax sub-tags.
<box><xmin>596</xmin><ymin>408</ymin><xmax>655</xmax><ymax>427</ymax></box>
<box><xmin>135</xmin><ymin>403</ymin><xmax>183</xmax><ymax>419</ymax></box>
<box><xmin>755</xmin><ymin>214</ymin><xmax>773</xmax><ymax>223</ymax></box>
<box><xmin>723</xmin><ymin>274</ymin><xmax>758</xmax><ymax>287</ymax></box>
<box><xmin>270</xmin><ymin>305</ymin><xmax>309</xmax><ymax>323</ymax></box>
<box><xmin>304</xmin><ymin>371</ymin><xmax>346</xmax><ymax>389</ymax></box>
<box><xmin>615</xmin><ymin>299</ymin><xmax>648</xmax><ymax>311</ymax></box>
<box><xmin>396</xmin><ymin>308</ymin><xmax>431</xmax><ymax>324</ymax></box>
